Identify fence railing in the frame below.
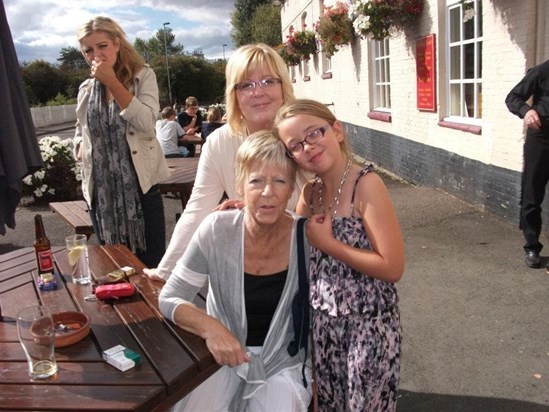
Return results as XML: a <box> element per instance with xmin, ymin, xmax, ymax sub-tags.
<box><xmin>31</xmin><ymin>104</ymin><xmax>77</xmax><ymax>128</ymax></box>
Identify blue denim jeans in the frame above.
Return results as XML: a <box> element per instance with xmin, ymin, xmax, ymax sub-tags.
<box><xmin>89</xmin><ymin>185</ymin><xmax>166</xmax><ymax>268</ymax></box>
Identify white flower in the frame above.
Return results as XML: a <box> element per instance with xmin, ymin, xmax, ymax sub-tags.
<box><xmin>463</xmin><ymin>8</ymin><xmax>475</xmax><ymax>22</ymax></box>
<box><xmin>34</xmin><ymin>188</ymin><xmax>43</xmax><ymax>197</ymax></box>
<box><xmin>23</xmin><ymin>175</ymin><xmax>33</xmax><ymax>185</ymax></box>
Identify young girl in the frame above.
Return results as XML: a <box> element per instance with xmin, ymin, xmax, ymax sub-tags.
<box><xmin>274</xmin><ymin>99</ymin><xmax>405</xmax><ymax>411</ymax></box>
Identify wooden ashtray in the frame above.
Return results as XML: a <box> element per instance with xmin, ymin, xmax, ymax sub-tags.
<box><xmin>52</xmin><ymin>312</ymin><xmax>90</xmax><ymax>348</ymax></box>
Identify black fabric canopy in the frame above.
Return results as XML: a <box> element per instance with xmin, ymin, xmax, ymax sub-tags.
<box><xmin>0</xmin><ymin>0</ymin><xmax>43</xmax><ymax>235</ymax></box>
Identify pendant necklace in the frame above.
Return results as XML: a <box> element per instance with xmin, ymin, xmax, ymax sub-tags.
<box><xmin>317</xmin><ymin>159</ymin><xmax>352</xmax><ymax>219</ymax></box>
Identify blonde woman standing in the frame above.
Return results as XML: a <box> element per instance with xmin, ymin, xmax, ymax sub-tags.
<box><xmin>74</xmin><ymin>16</ymin><xmax>169</xmax><ymax>267</ymax></box>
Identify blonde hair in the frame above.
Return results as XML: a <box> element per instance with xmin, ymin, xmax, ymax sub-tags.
<box><xmin>207</xmin><ymin>106</ymin><xmax>222</xmax><ymax>123</ymax></box>
<box><xmin>274</xmin><ymin>99</ymin><xmax>352</xmax><ymax>159</ymax></box>
<box><xmin>161</xmin><ymin>107</ymin><xmax>176</xmax><ymax>119</ymax></box>
<box><xmin>235</xmin><ymin>130</ymin><xmax>298</xmax><ymax>196</ymax></box>
<box><xmin>77</xmin><ymin>16</ymin><xmax>144</xmax><ymax>91</ymax></box>
<box><xmin>225</xmin><ymin>43</ymin><xmax>295</xmax><ymax>134</ymax></box>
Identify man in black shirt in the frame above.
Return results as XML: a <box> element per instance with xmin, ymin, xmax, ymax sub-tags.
<box><xmin>505</xmin><ymin>61</ymin><xmax>549</xmax><ymax>269</ymax></box>
<box><xmin>177</xmin><ymin>96</ymin><xmax>203</xmax><ymax>157</ymax></box>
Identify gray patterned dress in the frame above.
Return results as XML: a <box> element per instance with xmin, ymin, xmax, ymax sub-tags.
<box><xmin>309</xmin><ymin>166</ymin><xmax>401</xmax><ymax>411</ymax></box>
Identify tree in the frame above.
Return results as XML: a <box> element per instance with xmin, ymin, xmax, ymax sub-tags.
<box><xmin>231</xmin><ymin>0</ymin><xmax>271</xmax><ymax>47</ymax></box>
<box><xmin>21</xmin><ymin>60</ymin><xmax>67</xmax><ymax>105</ymax></box>
<box><xmin>250</xmin><ymin>3</ymin><xmax>282</xmax><ymax>47</ymax></box>
<box><xmin>134</xmin><ymin>27</ymin><xmax>183</xmax><ymax>62</ymax></box>
<box><xmin>57</xmin><ymin>46</ymin><xmax>87</xmax><ymax>70</ymax></box>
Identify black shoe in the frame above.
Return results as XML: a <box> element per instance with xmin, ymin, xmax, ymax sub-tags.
<box><xmin>525</xmin><ymin>251</ymin><xmax>541</xmax><ymax>268</ymax></box>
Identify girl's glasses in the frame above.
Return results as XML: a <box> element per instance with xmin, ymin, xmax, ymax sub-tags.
<box><xmin>286</xmin><ymin>124</ymin><xmax>331</xmax><ymax>158</ymax></box>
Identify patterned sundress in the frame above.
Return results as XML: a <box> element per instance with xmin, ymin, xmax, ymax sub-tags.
<box><xmin>309</xmin><ymin>166</ymin><xmax>401</xmax><ymax>412</ymax></box>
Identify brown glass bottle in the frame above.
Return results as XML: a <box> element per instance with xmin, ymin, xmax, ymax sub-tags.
<box><xmin>34</xmin><ymin>214</ymin><xmax>54</xmax><ymax>274</ymax></box>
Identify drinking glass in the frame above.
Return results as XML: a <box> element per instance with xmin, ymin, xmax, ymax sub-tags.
<box><xmin>65</xmin><ymin>234</ymin><xmax>91</xmax><ymax>284</ymax></box>
<box><xmin>16</xmin><ymin>305</ymin><xmax>58</xmax><ymax>379</ymax></box>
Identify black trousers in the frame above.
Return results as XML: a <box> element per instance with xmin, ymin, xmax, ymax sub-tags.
<box><xmin>89</xmin><ymin>185</ymin><xmax>166</xmax><ymax>268</ymax></box>
<box><xmin>521</xmin><ymin>128</ymin><xmax>549</xmax><ymax>253</ymax></box>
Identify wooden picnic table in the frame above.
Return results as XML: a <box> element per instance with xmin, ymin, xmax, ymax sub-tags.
<box><xmin>161</xmin><ymin>156</ymin><xmax>199</xmax><ymax>211</ymax></box>
<box><xmin>0</xmin><ymin>245</ymin><xmax>218</xmax><ymax>411</ymax></box>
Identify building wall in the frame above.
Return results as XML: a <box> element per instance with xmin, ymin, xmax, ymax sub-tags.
<box><xmin>280</xmin><ymin>0</ymin><xmax>549</xmax><ymax>225</ymax></box>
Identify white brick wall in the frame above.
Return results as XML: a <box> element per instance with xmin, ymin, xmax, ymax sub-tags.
<box><xmin>281</xmin><ymin>0</ymin><xmax>549</xmax><ymax>173</ymax></box>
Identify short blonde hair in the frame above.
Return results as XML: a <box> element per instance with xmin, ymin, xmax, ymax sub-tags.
<box><xmin>185</xmin><ymin>96</ymin><xmax>198</xmax><ymax>108</ymax></box>
<box><xmin>274</xmin><ymin>99</ymin><xmax>352</xmax><ymax>160</ymax></box>
<box><xmin>235</xmin><ymin>130</ymin><xmax>298</xmax><ymax>197</ymax></box>
<box><xmin>77</xmin><ymin>16</ymin><xmax>144</xmax><ymax>91</ymax></box>
<box><xmin>225</xmin><ymin>44</ymin><xmax>295</xmax><ymax>135</ymax></box>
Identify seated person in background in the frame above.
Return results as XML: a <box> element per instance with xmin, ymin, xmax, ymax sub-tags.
<box><xmin>155</xmin><ymin>107</ymin><xmax>190</xmax><ymax>158</ymax></box>
<box><xmin>177</xmin><ymin>96</ymin><xmax>203</xmax><ymax>157</ymax></box>
<box><xmin>159</xmin><ymin>131</ymin><xmax>312</xmax><ymax>412</ymax></box>
<box><xmin>201</xmin><ymin>106</ymin><xmax>224</xmax><ymax>140</ymax></box>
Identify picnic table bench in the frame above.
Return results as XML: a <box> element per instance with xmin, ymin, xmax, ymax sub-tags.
<box><xmin>49</xmin><ymin>199</ymin><xmax>93</xmax><ymax>238</ymax></box>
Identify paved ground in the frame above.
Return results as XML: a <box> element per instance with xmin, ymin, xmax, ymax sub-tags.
<box><xmin>3</xmin><ymin>123</ymin><xmax>549</xmax><ymax>411</ymax></box>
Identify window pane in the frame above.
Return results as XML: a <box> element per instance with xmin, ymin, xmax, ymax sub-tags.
<box><xmin>477</xmin><ymin>83</ymin><xmax>482</xmax><ymax>118</ymax></box>
<box><xmin>464</xmin><ymin>83</ymin><xmax>474</xmax><ymax>118</ymax></box>
<box><xmin>477</xmin><ymin>42</ymin><xmax>482</xmax><ymax>78</ymax></box>
<box><xmin>450</xmin><ymin>83</ymin><xmax>461</xmax><ymax>116</ymax></box>
<box><xmin>464</xmin><ymin>43</ymin><xmax>475</xmax><ymax>79</ymax></box>
<box><xmin>450</xmin><ymin>46</ymin><xmax>461</xmax><ymax>79</ymax></box>
<box><xmin>478</xmin><ymin>0</ymin><xmax>483</xmax><ymax>36</ymax></box>
<box><xmin>464</xmin><ymin>14</ymin><xmax>475</xmax><ymax>40</ymax></box>
<box><xmin>449</xmin><ymin>7</ymin><xmax>461</xmax><ymax>43</ymax></box>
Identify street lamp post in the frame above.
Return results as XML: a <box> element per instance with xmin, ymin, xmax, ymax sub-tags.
<box><xmin>222</xmin><ymin>43</ymin><xmax>228</xmax><ymax>61</ymax></box>
<box><xmin>162</xmin><ymin>22</ymin><xmax>172</xmax><ymax>104</ymax></box>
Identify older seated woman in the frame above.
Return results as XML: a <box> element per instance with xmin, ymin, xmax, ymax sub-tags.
<box><xmin>159</xmin><ymin>131</ymin><xmax>312</xmax><ymax>412</ymax></box>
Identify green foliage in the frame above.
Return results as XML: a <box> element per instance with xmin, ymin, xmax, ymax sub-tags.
<box><xmin>251</xmin><ymin>3</ymin><xmax>282</xmax><ymax>47</ymax></box>
<box><xmin>22</xmin><ymin>136</ymin><xmax>82</xmax><ymax>204</ymax></box>
<box><xmin>351</xmin><ymin>0</ymin><xmax>424</xmax><ymax>40</ymax></box>
<box><xmin>276</xmin><ymin>44</ymin><xmax>300</xmax><ymax>66</ymax></box>
<box><xmin>57</xmin><ymin>46</ymin><xmax>87</xmax><ymax>70</ymax></box>
<box><xmin>46</xmin><ymin>93</ymin><xmax>76</xmax><ymax>106</ymax></box>
<box><xmin>231</xmin><ymin>0</ymin><xmax>271</xmax><ymax>47</ymax></box>
<box><xmin>316</xmin><ymin>2</ymin><xmax>354</xmax><ymax>58</ymax></box>
<box><xmin>286</xmin><ymin>29</ymin><xmax>317</xmax><ymax>61</ymax></box>
<box><xmin>134</xmin><ymin>27</ymin><xmax>184</xmax><ymax>63</ymax></box>
<box><xmin>21</xmin><ymin>60</ymin><xmax>67</xmax><ymax>105</ymax></box>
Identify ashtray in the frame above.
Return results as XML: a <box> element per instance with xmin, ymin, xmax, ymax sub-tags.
<box><xmin>52</xmin><ymin>311</ymin><xmax>90</xmax><ymax>348</ymax></box>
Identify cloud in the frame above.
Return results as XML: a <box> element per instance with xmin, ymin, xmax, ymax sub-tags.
<box><xmin>4</xmin><ymin>0</ymin><xmax>235</xmax><ymax>63</ymax></box>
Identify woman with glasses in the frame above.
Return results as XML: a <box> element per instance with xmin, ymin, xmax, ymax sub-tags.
<box><xmin>275</xmin><ymin>99</ymin><xmax>405</xmax><ymax>411</ymax></box>
<box><xmin>144</xmin><ymin>44</ymin><xmax>299</xmax><ymax>281</ymax></box>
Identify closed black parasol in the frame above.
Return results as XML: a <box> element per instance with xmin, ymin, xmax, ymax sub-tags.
<box><xmin>0</xmin><ymin>0</ymin><xmax>43</xmax><ymax>235</ymax></box>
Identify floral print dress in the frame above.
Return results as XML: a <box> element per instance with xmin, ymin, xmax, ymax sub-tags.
<box><xmin>309</xmin><ymin>166</ymin><xmax>401</xmax><ymax>412</ymax></box>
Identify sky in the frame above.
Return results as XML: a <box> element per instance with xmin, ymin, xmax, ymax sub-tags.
<box><xmin>4</xmin><ymin>0</ymin><xmax>235</xmax><ymax>64</ymax></box>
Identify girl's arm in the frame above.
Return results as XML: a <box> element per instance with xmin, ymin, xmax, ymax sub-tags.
<box><xmin>307</xmin><ymin>172</ymin><xmax>404</xmax><ymax>283</ymax></box>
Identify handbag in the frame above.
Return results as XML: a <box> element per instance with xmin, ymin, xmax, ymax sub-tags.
<box><xmin>287</xmin><ymin>217</ymin><xmax>310</xmax><ymax>387</ymax></box>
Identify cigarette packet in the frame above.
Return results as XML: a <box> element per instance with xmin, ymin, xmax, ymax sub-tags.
<box><xmin>102</xmin><ymin>345</ymin><xmax>141</xmax><ymax>371</ymax></box>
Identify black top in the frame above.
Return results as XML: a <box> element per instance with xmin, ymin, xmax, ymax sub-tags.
<box><xmin>244</xmin><ymin>269</ymin><xmax>288</xmax><ymax>346</ymax></box>
<box><xmin>506</xmin><ymin>60</ymin><xmax>549</xmax><ymax>120</ymax></box>
<box><xmin>201</xmin><ymin>122</ymin><xmax>224</xmax><ymax>140</ymax></box>
<box><xmin>177</xmin><ymin>111</ymin><xmax>203</xmax><ymax>130</ymax></box>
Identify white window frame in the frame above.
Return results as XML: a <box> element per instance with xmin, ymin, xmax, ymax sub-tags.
<box><xmin>445</xmin><ymin>0</ymin><xmax>483</xmax><ymax>125</ymax></box>
<box><xmin>371</xmin><ymin>38</ymin><xmax>391</xmax><ymax>112</ymax></box>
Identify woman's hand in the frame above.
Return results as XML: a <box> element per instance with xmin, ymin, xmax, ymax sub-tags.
<box><xmin>143</xmin><ymin>267</ymin><xmax>166</xmax><ymax>283</ymax></box>
<box><xmin>306</xmin><ymin>213</ymin><xmax>334</xmax><ymax>250</ymax></box>
<box><xmin>204</xmin><ymin>323</ymin><xmax>251</xmax><ymax>367</ymax></box>
<box><xmin>214</xmin><ymin>199</ymin><xmax>245</xmax><ymax>212</ymax></box>
<box><xmin>90</xmin><ymin>57</ymin><xmax>117</xmax><ymax>86</ymax></box>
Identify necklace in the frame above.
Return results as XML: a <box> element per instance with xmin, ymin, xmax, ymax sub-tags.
<box><xmin>317</xmin><ymin>159</ymin><xmax>352</xmax><ymax>218</ymax></box>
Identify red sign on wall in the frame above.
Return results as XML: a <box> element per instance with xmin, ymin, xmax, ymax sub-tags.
<box><xmin>416</xmin><ymin>34</ymin><xmax>436</xmax><ymax>111</ymax></box>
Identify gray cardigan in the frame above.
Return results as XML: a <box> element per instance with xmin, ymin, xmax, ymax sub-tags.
<box><xmin>159</xmin><ymin>209</ymin><xmax>308</xmax><ymax>411</ymax></box>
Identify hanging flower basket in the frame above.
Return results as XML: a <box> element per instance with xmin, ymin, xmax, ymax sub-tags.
<box><xmin>276</xmin><ymin>44</ymin><xmax>301</xmax><ymax>66</ymax></box>
<box><xmin>315</xmin><ymin>2</ymin><xmax>354</xmax><ymax>58</ymax></box>
<box><xmin>351</xmin><ymin>0</ymin><xmax>424</xmax><ymax>41</ymax></box>
<box><xmin>286</xmin><ymin>27</ymin><xmax>317</xmax><ymax>61</ymax></box>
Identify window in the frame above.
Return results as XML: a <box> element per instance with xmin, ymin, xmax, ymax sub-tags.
<box><xmin>446</xmin><ymin>0</ymin><xmax>483</xmax><ymax>123</ymax></box>
<box><xmin>372</xmin><ymin>38</ymin><xmax>391</xmax><ymax>111</ymax></box>
<box><xmin>301</xmin><ymin>12</ymin><xmax>310</xmax><ymax>80</ymax></box>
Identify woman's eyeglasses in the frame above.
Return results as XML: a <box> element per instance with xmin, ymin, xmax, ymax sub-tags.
<box><xmin>286</xmin><ymin>124</ymin><xmax>331</xmax><ymax>158</ymax></box>
<box><xmin>234</xmin><ymin>77</ymin><xmax>282</xmax><ymax>94</ymax></box>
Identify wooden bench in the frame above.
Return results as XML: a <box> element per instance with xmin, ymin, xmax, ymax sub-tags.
<box><xmin>49</xmin><ymin>199</ymin><xmax>94</xmax><ymax>238</ymax></box>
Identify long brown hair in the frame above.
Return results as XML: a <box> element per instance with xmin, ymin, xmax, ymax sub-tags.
<box><xmin>77</xmin><ymin>16</ymin><xmax>144</xmax><ymax>91</ymax></box>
